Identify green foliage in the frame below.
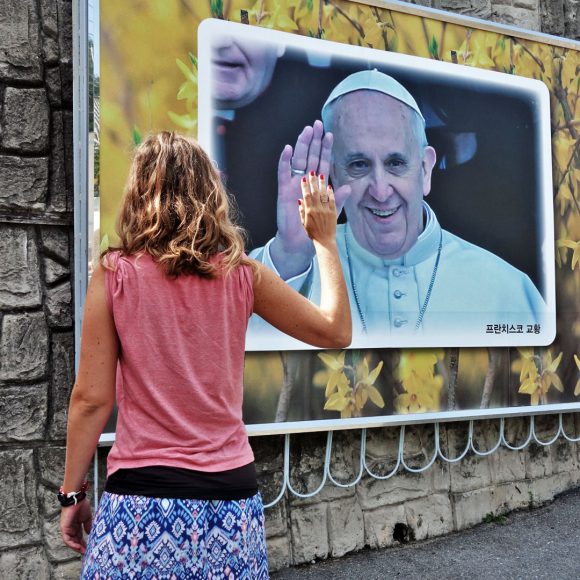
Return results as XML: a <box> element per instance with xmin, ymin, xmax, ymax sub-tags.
<box><xmin>483</xmin><ymin>512</ymin><xmax>507</xmax><ymax>524</ymax></box>
<box><xmin>210</xmin><ymin>0</ymin><xmax>223</xmax><ymax>19</ymax></box>
<box><xmin>428</xmin><ymin>35</ymin><xmax>439</xmax><ymax>59</ymax></box>
<box><xmin>350</xmin><ymin>350</ymin><xmax>361</xmax><ymax>368</ymax></box>
<box><xmin>100</xmin><ymin>233</ymin><xmax>110</xmax><ymax>253</ymax></box>
<box><xmin>132</xmin><ymin>126</ymin><xmax>142</xmax><ymax>146</ymax></box>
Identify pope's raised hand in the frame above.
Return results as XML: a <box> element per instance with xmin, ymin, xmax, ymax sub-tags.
<box><xmin>271</xmin><ymin>120</ymin><xmax>350</xmax><ymax>280</ymax></box>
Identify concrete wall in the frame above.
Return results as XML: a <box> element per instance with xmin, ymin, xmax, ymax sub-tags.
<box><xmin>0</xmin><ymin>0</ymin><xmax>577</xmax><ymax>577</ymax></box>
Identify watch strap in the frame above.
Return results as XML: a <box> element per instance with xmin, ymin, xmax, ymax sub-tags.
<box><xmin>58</xmin><ymin>481</ymin><xmax>89</xmax><ymax>507</ymax></box>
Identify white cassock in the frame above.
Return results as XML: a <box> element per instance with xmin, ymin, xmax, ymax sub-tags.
<box><xmin>248</xmin><ymin>203</ymin><xmax>547</xmax><ymax>350</ymax></box>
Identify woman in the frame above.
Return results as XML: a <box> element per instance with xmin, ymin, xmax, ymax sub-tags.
<box><xmin>59</xmin><ymin>132</ymin><xmax>351</xmax><ymax>578</ymax></box>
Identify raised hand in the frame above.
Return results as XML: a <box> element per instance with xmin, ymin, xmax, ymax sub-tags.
<box><xmin>270</xmin><ymin>120</ymin><xmax>349</xmax><ymax>280</ymax></box>
<box><xmin>251</xmin><ymin>169</ymin><xmax>352</xmax><ymax>349</ymax></box>
<box><xmin>276</xmin><ymin>119</ymin><xmax>331</xmax><ymax>248</ymax></box>
<box><xmin>298</xmin><ymin>172</ymin><xmax>336</xmax><ymax>247</ymax></box>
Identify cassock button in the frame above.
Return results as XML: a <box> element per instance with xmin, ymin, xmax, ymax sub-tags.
<box><xmin>393</xmin><ymin>290</ymin><xmax>404</xmax><ymax>299</ymax></box>
<box><xmin>393</xmin><ymin>318</ymin><xmax>407</xmax><ymax>328</ymax></box>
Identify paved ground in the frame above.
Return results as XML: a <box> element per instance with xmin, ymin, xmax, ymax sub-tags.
<box><xmin>271</xmin><ymin>487</ymin><xmax>580</xmax><ymax>579</ymax></box>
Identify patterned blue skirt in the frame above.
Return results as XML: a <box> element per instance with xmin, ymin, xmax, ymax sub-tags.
<box><xmin>81</xmin><ymin>492</ymin><xmax>269</xmax><ymax>579</ymax></box>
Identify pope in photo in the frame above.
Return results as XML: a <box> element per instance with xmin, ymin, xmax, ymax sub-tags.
<box><xmin>249</xmin><ymin>69</ymin><xmax>546</xmax><ymax>347</ymax></box>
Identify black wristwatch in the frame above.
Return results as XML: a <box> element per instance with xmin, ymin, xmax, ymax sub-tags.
<box><xmin>57</xmin><ymin>481</ymin><xmax>89</xmax><ymax>507</ymax></box>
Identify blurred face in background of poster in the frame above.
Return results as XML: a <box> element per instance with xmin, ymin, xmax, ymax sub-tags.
<box><xmin>329</xmin><ymin>90</ymin><xmax>436</xmax><ymax>259</ymax></box>
<box><xmin>211</xmin><ymin>36</ymin><xmax>278</xmax><ymax>110</ymax></box>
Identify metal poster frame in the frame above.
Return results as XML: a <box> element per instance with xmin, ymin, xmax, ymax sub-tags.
<box><xmin>73</xmin><ymin>0</ymin><xmax>580</xmax><ymax>442</ymax></box>
<box><xmin>198</xmin><ymin>17</ymin><xmax>556</xmax><ymax>351</ymax></box>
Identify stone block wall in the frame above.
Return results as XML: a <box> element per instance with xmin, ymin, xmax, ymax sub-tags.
<box><xmin>258</xmin><ymin>414</ymin><xmax>580</xmax><ymax>570</ymax></box>
<box><xmin>0</xmin><ymin>0</ymin><xmax>77</xmax><ymax>577</ymax></box>
<box><xmin>413</xmin><ymin>0</ymin><xmax>579</xmax><ymax>36</ymax></box>
<box><xmin>0</xmin><ymin>0</ymin><xmax>577</xmax><ymax>577</ymax></box>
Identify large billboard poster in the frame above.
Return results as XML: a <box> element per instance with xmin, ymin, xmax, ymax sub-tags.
<box><xmin>197</xmin><ymin>19</ymin><xmax>556</xmax><ymax>351</ymax></box>
<box><xmin>97</xmin><ymin>0</ymin><xmax>580</xmax><ymax>435</ymax></box>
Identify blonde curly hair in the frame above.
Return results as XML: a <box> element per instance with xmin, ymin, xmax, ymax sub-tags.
<box><xmin>105</xmin><ymin>131</ymin><xmax>250</xmax><ymax>277</ymax></box>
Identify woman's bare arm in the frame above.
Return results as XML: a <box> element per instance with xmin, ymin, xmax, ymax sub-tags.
<box><xmin>60</xmin><ymin>264</ymin><xmax>118</xmax><ymax>553</ymax></box>
<box><xmin>252</xmin><ymin>173</ymin><xmax>352</xmax><ymax>348</ymax></box>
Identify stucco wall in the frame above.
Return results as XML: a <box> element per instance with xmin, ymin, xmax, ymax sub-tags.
<box><xmin>0</xmin><ymin>0</ymin><xmax>577</xmax><ymax>577</ymax></box>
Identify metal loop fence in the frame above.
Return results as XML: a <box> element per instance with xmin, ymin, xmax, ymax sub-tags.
<box><xmin>91</xmin><ymin>413</ymin><xmax>578</xmax><ymax>511</ymax></box>
<box><xmin>261</xmin><ymin>413</ymin><xmax>578</xmax><ymax>509</ymax></box>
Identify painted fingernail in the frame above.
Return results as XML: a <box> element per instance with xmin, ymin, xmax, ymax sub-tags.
<box><xmin>310</xmin><ymin>170</ymin><xmax>315</xmax><ymax>177</ymax></box>
<box><xmin>328</xmin><ymin>184</ymin><xmax>333</xmax><ymax>190</ymax></box>
<box><xmin>320</xmin><ymin>174</ymin><xmax>325</xmax><ymax>180</ymax></box>
<box><xmin>298</xmin><ymin>199</ymin><xmax>302</xmax><ymax>205</ymax></box>
<box><xmin>302</xmin><ymin>176</ymin><xmax>307</xmax><ymax>183</ymax></box>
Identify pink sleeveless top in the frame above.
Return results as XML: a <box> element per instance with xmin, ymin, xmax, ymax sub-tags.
<box><xmin>104</xmin><ymin>252</ymin><xmax>255</xmax><ymax>475</ymax></box>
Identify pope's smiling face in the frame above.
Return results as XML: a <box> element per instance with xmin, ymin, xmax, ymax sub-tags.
<box><xmin>330</xmin><ymin>91</ymin><xmax>436</xmax><ymax>259</ymax></box>
<box><xmin>211</xmin><ymin>38</ymin><xmax>277</xmax><ymax>109</ymax></box>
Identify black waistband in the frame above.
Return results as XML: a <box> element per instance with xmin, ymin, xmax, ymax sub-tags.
<box><xmin>105</xmin><ymin>462</ymin><xmax>258</xmax><ymax>500</ymax></box>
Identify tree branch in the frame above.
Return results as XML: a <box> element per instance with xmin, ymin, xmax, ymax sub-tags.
<box><xmin>554</xmin><ymin>55</ymin><xmax>579</xmax><ymax>140</ymax></box>
<box><xmin>447</xmin><ymin>348</ymin><xmax>459</xmax><ymax>411</ymax></box>
<box><xmin>327</xmin><ymin>0</ymin><xmax>365</xmax><ymax>37</ymax></box>
<box><xmin>372</xmin><ymin>7</ymin><xmax>389</xmax><ymax>51</ymax></box>
<box><xmin>275</xmin><ymin>352</ymin><xmax>294</xmax><ymax>422</ymax></box>
<box><xmin>439</xmin><ymin>22</ymin><xmax>446</xmax><ymax>62</ymax></box>
<box><xmin>481</xmin><ymin>348</ymin><xmax>502</xmax><ymax>409</ymax></box>
<box><xmin>512</xmin><ymin>38</ymin><xmax>545</xmax><ymax>73</ymax></box>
